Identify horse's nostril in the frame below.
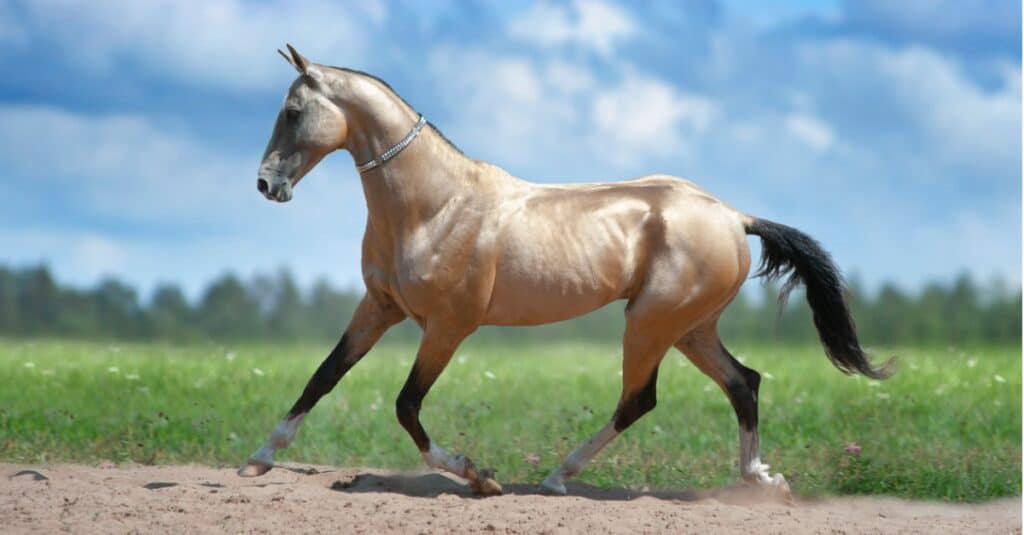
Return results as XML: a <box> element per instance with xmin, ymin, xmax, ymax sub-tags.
<box><xmin>257</xmin><ymin>179</ymin><xmax>268</xmax><ymax>194</ymax></box>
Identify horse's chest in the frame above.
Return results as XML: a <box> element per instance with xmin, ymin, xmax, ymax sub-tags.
<box><xmin>369</xmin><ymin>222</ymin><xmax>492</xmax><ymax>323</ymax></box>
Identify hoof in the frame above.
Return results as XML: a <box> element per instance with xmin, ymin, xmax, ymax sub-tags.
<box><xmin>743</xmin><ymin>473</ymin><xmax>792</xmax><ymax>504</ymax></box>
<box><xmin>470</xmin><ymin>468</ymin><xmax>503</xmax><ymax>496</ymax></box>
<box><xmin>772</xmin><ymin>474</ymin><xmax>794</xmax><ymax>504</ymax></box>
<box><xmin>540</xmin><ymin>473</ymin><xmax>567</xmax><ymax>496</ymax></box>
<box><xmin>237</xmin><ymin>459</ymin><xmax>273</xmax><ymax>477</ymax></box>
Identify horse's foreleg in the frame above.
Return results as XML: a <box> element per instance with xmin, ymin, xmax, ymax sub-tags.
<box><xmin>238</xmin><ymin>294</ymin><xmax>404</xmax><ymax>477</ymax></box>
<box><xmin>541</xmin><ymin>330</ymin><xmax>669</xmax><ymax>495</ymax></box>
<box><xmin>395</xmin><ymin>327</ymin><xmax>502</xmax><ymax>495</ymax></box>
<box><xmin>675</xmin><ymin>327</ymin><xmax>790</xmax><ymax>497</ymax></box>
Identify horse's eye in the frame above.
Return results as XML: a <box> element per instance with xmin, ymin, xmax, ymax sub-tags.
<box><xmin>285</xmin><ymin>109</ymin><xmax>300</xmax><ymax>122</ymax></box>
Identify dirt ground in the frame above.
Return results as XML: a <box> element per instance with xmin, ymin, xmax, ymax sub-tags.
<box><xmin>1</xmin><ymin>463</ymin><xmax>1019</xmax><ymax>534</ymax></box>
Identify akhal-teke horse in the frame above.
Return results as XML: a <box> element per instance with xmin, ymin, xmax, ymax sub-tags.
<box><xmin>240</xmin><ymin>45</ymin><xmax>892</xmax><ymax>498</ymax></box>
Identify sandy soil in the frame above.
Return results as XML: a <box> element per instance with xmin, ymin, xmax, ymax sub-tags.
<box><xmin>1</xmin><ymin>463</ymin><xmax>1019</xmax><ymax>534</ymax></box>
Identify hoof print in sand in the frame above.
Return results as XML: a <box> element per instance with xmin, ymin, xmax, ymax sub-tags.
<box><xmin>143</xmin><ymin>482</ymin><xmax>178</xmax><ymax>490</ymax></box>
<box><xmin>10</xmin><ymin>470</ymin><xmax>48</xmax><ymax>481</ymax></box>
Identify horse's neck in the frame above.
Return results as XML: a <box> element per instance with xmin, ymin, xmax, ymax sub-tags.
<box><xmin>338</xmin><ymin>76</ymin><xmax>510</xmax><ymax>239</ymax></box>
<box><xmin>355</xmin><ymin>122</ymin><xmax>483</xmax><ymax>239</ymax></box>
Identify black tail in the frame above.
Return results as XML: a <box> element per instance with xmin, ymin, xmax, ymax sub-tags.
<box><xmin>745</xmin><ymin>218</ymin><xmax>893</xmax><ymax>379</ymax></box>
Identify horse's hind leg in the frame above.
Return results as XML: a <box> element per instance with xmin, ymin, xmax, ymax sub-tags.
<box><xmin>541</xmin><ymin>316</ymin><xmax>675</xmax><ymax>495</ymax></box>
<box><xmin>675</xmin><ymin>323</ymin><xmax>790</xmax><ymax>496</ymax></box>
<box><xmin>395</xmin><ymin>325</ymin><xmax>503</xmax><ymax>496</ymax></box>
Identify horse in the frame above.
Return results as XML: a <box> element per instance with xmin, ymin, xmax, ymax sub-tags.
<box><xmin>239</xmin><ymin>45</ymin><xmax>891</xmax><ymax>497</ymax></box>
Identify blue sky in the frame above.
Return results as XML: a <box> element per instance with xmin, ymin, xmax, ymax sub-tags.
<box><xmin>1</xmin><ymin>0</ymin><xmax>1020</xmax><ymax>298</ymax></box>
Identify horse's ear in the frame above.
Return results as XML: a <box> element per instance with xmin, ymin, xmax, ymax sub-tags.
<box><xmin>286</xmin><ymin>43</ymin><xmax>310</xmax><ymax>73</ymax></box>
<box><xmin>278</xmin><ymin>48</ymin><xmax>299</xmax><ymax>71</ymax></box>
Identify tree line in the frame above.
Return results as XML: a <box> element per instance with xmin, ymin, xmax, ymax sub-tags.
<box><xmin>0</xmin><ymin>264</ymin><xmax>1018</xmax><ymax>346</ymax></box>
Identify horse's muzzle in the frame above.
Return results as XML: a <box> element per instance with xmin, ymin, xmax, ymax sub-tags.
<box><xmin>257</xmin><ymin>178</ymin><xmax>293</xmax><ymax>202</ymax></box>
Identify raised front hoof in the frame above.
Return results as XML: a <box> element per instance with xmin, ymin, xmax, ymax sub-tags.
<box><xmin>470</xmin><ymin>469</ymin><xmax>503</xmax><ymax>496</ymax></box>
<box><xmin>237</xmin><ymin>459</ymin><xmax>273</xmax><ymax>477</ymax></box>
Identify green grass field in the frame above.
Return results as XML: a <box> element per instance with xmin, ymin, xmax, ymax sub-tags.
<box><xmin>0</xmin><ymin>338</ymin><xmax>1019</xmax><ymax>502</ymax></box>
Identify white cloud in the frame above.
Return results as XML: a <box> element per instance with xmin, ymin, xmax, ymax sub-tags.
<box><xmin>13</xmin><ymin>0</ymin><xmax>382</xmax><ymax>91</ymax></box>
<box><xmin>545</xmin><ymin>60</ymin><xmax>597</xmax><ymax>94</ymax></box>
<box><xmin>508</xmin><ymin>0</ymin><xmax>636</xmax><ymax>56</ymax></box>
<box><xmin>592</xmin><ymin>76</ymin><xmax>717</xmax><ymax>165</ymax></box>
<box><xmin>878</xmin><ymin>48</ymin><xmax>1020</xmax><ymax>176</ymax></box>
<box><xmin>74</xmin><ymin>235</ymin><xmax>128</xmax><ymax>278</ymax></box>
<box><xmin>429</xmin><ymin>47</ymin><xmax>716</xmax><ymax>173</ymax></box>
<box><xmin>797</xmin><ymin>40</ymin><xmax>1021</xmax><ymax>183</ymax></box>
<box><xmin>784</xmin><ymin>113</ymin><xmax>835</xmax><ymax>151</ymax></box>
<box><xmin>428</xmin><ymin>48</ymin><xmax>584</xmax><ymax>166</ymax></box>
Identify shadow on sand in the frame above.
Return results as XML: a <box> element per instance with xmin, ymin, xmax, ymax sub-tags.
<box><xmin>327</xmin><ymin>471</ymin><xmax>788</xmax><ymax>505</ymax></box>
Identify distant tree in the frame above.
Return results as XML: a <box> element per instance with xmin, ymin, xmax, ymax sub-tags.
<box><xmin>93</xmin><ymin>278</ymin><xmax>142</xmax><ymax>338</ymax></box>
<box><xmin>55</xmin><ymin>287</ymin><xmax>99</xmax><ymax>337</ymax></box>
<box><xmin>915</xmin><ymin>283</ymin><xmax>949</xmax><ymax>343</ymax></box>
<box><xmin>306</xmin><ymin>278</ymin><xmax>361</xmax><ymax>340</ymax></box>
<box><xmin>0</xmin><ymin>267</ymin><xmax>18</xmax><ymax>332</ymax></box>
<box><xmin>147</xmin><ymin>283</ymin><xmax>194</xmax><ymax>339</ymax></box>
<box><xmin>945</xmin><ymin>272</ymin><xmax>981</xmax><ymax>343</ymax></box>
<box><xmin>0</xmin><ymin>262</ymin><xmax>1018</xmax><ymax>346</ymax></box>
<box><xmin>262</xmin><ymin>269</ymin><xmax>306</xmax><ymax>341</ymax></box>
<box><xmin>16</xmin><ymin>266</ymin><xmax>60</xmax><ymax>335</ymax></box>
<box><xmin>981</xmin><ymin>276</ymin><xmax>1022</xmax><ymax>343</ymax></box>
<box><xmin>199</xmin><ymin>274</ymin><xmax>262</xmax><ymax>339</ymax></box>
<box><xmin>870</xmin><ymin>283</ymin><xmax>912</xmax><ymax>344</ymax></box>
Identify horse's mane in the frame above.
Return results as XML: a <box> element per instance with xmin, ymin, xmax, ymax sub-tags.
<box><xmin>328</xmin><ymin>66</ymin><xmax>465</xmax><ymax>157</ymax></box>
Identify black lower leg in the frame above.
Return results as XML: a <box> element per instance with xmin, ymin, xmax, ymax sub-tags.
<box><xmin>720</xmin><ymin>344</ymin><xmax>760</xmax><ymax>432</ymax></box>
<box><xmin>396</xmin><ymin>365</ymin><xmax>431</xmax><ymax>451</ymax></box>
<box><xmin>287</xmin><ymin>333</ymin><xmax>364</xmax><ymax>417</ymax></box>
<box><xmin>613</xmin><ymin>366</ymin><xmax>660</xmax><ymax>431</ymax></box>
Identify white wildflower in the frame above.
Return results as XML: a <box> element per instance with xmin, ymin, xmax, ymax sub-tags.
<box><xmin>763</xmin><ymin>372</ymin><xmax>775</xmax><ymax>380</ymax></box>
<box><xmin>967</xmin><ymin>358</ymin><xmax>977</xmax><ymax>368</ymax></box>
<box><xmin>868</xmin><ymin>381</ymin><xmax>881</xmax><ymax>388</ymax></box>
<box><xmin>484</xmin><ymin>370</ymin><xmax>496</xmax><ymax>380</ymax></box>
<box><xmin>252</xmin><ymin>368</ymin><xmax>265</xmax><ymax>376</ymax></box>
<box><xmin>993</xmin><ymin>375</ymin><xmax>1006</xmax><ymax>383</ymax></box>
<box><xmin>457</xmin><ymin>355</ymin><xmax>468</xmax><ymax>365</ymax></box>
<box><xmin>225</xmin><ymin>352</ymin><xmax>237</xmax><ymax>362</ymax></box>
<box><xmin>41</xmin><ymin>369</ymin><xmax>55</xmax><ymax>376</ymax></box>
<box><xmin>125</xmin><ymin>373</ymin><xmax>140</xmax><ymax>381</ymax></box>
<box><xmin>23</xmin><ymin>362</ymin><xmax>35</xmax><ymax>369</ymax></box>
<box><xmin>107</xmin><ymin>366</ymin><xmax>120</xmax><ymax>374</ymax></box>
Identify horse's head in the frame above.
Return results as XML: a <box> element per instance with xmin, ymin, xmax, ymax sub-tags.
<box><xmin>257</xmin><ymin>45</ymin><xmax>349</xmax><ymax>202</ymax></box>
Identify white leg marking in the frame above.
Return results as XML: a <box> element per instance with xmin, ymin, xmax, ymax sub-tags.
<box><xmin>542</xmin><ymin>423</ymin><xmax>619</xmax><ymax>495</ymax></box>
<box><xmin>421</xmin><ymin>442</ymin><xmax>469</xmax><ymax>477</ymax></box>
<box><xmin>739</xmin><ymin>428</ymin><xmax>787</xmax><ymax>488</ymax></box>
<box><xmin>238</xmin><ymin>413</ymin><xmax>306</xmax><ymax>476</ymax></box>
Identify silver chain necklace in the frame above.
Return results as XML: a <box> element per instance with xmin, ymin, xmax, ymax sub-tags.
<box><xmin>355</xmin><ymin>115</ymin><xmax>427</xmax><ymax>173</ymax></box>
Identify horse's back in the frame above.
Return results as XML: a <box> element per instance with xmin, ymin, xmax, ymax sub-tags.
<box><xmin>481</xmin><ymin>174</ymin><xmax>751</xmax><ymax>326</ymax></box>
